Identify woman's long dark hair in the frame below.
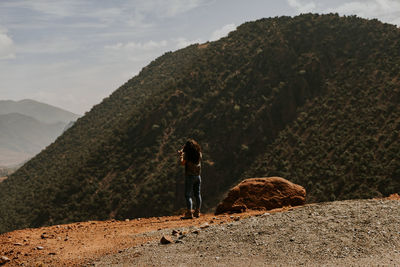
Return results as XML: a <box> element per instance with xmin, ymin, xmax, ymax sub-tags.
<box><xmin>183</xmin><ymin>139</ymin><xmax>201</xmax><ymax>164</ymax></box>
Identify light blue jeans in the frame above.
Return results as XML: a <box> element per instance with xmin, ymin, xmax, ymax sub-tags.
<box><xmin>185</xmin><ymin>175</ymin><xmax>202</xmax><ymax>210</ymax></box>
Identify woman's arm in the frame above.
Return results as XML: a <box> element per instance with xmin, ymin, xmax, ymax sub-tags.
<box><xmin>178</xmin><ymin>150</ymin><xmax>186</xmax><ymax>165</ymax></box>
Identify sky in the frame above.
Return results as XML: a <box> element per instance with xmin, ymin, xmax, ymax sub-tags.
<box><xmin>0</xmin><ymin>0</ymin><xmax>399</xmax><ymax>114</ymax></box>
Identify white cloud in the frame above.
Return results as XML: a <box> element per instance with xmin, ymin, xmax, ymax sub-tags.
<box><xmin>124</xmin><ymin>0</ymin><xmax>206</xmax><ymax>19</ymax></box>
<box><xmin>325</xmin><ymin>0</ymin><xmax>400</xmax><ymax>26</ymax></box>
<box><xmin>174</xmin><ymin>37</ymin><xmax>203</xmax><ymax>49</ymax></box>
<box><xmin>122</xmin><ymin>0</ymin><xmax>209</xmax><ymax>28</ymax></box>
<box><xmin>287</xmin><ymin>0</ymin><xmax>317</xmax><ymax>13</ymax></box>
<box><xmin>1</xmin><ymin>0</ymin><xmax>81</xmax><ymax>18</ymax></box>
<box><xmin>0</xmin><ymin>27</ymin><xmax>15</xmax><ymax>60</ymax></box>
<box><xmin>287</xmin><ymin>0</ymin><xmax>400</xmax><ymax>26</ymax></box>
<box><xmin>17</xmin><ymin>37</ymin><xmax>81</xmax><ymax>55</ymax></box>
<box><xmin>162</xmin><ymin>0</ymin><xmax>205</xmax><ymax>17</ymax></box>
<box><xmin>104</xmin><ymin>37</ymin><xmax>201</xmax><ymax>68</ymax></box>
<box><xmin>210</xmin><ymin>23</ymin><xmax>236</xmax><ymax>41</ymax></box>
<box><xmin>102</xmin><ymin>40</ymin><xmax>169</xmax><ymax>81</ymax></box>
<box><xmin>105</xmin><ymin>40</ymin><xmax>168</xmax><ymax>51</ymax></box>
<box><xmin>0</xmin><ymin>0</ymin><xmax>206</xmax><ymax>29</ymax></box>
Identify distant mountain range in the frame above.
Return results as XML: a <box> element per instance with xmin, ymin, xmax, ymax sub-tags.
<box><xmin>0</xmin><ymin>99</ymin><xmax>80</xmax><ymax>166</ymax></box>
<box><xmin>0</xmin><ymin>99</ymin><xmax>80</xmax><ymax>124</ymax></box>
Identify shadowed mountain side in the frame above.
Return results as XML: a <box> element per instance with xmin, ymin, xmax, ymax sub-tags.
<box><xmin>0</xmin><ymin>14</ymin><xmax>399</xmax><ymax>233</ymax></box>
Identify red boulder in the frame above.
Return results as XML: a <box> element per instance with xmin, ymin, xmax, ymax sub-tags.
<box><xmin>215</xmin><ymin>177</ymin><xmax>306</xmax><ymax>214</ymax></box>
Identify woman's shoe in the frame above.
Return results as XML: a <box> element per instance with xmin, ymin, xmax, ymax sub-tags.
<box><xmin>180</xmin><ymin>209</ymin><xmax>193</xmax><ymax>219</ymax></box>
<box><xmin>193</xmin><ymin>209</ymin><xmax>200</xmax><ymax>218</ymax></box>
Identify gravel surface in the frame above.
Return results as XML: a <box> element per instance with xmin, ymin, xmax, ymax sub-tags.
<box><xmin>0</xmin><ymin>209</ymin><xmax>264</xmax><ymax>266</ymax></box>
<box><xmin>91</xmin><ymin>199</ymin><xmax>400</xmax><ymax>266</ymax></box>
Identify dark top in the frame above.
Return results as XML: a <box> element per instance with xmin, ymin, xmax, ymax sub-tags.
<box><xmin>184</xmin><ymin>152</ymin><xmax>202</xmax><ymax>176</ymax></box>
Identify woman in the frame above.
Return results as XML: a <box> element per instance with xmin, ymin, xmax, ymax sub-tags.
<box><xmin>178</xmin><ymin>139</ymin><xmax>202</xmax><ymax>219</ymax></box>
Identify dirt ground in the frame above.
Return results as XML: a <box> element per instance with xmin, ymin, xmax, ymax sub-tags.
<box><xmin>1</xmin><ymin>196</ymin><xmax>399</xmax><ymax>266</ymax></box>
<box><xmin>0</xmin><ymin>209</ymin><xmax>277</xmax><ymax>266</ymax></box>
<box><xmin>91</xmin><ymin>198</ymin><xmax>400</xmax><ymax>267</ymax></box>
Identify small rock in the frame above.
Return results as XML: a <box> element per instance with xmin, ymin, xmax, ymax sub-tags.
<box><xmin>13</xmin><ymin>243</ymin><xmax>23</xmax><ymax>246</ymax></box>
<box><xmin>200</xmin><ymin>223</ymin><xmax>209</xmax><ymax>229</ymax></box>
<box><xmin>125</xmin><ymin>219</ymin><xmax>130</xmax><ymax>222</ymax></box>
<box><xmin>234</xmin><ymin>217</ymin><xmax>240</xmax><ymax>221</ymax></box>
<box><xmin>36</xmin><ymin>246</ymin><xmax>44</xmax><ymax>250</ymax></box>
<box><xmin>41</xmin><ymin>233</ymin><xmax>53</xmax><ymax>239</ymax></box>
<box><xmin>48</xmin><ymin>252</ymin><xmax>56</xmax><ymax>256</ymax></box>
<box><xmin>175</xmin><ymin>240</ymin><xmax>184</xmax><ymax>244</ymax></box>
<box><xmin>0</xmin><ymin>256</ymin><xmax>10</xmax><ymax>264</ymax></box>
<box><xmin>215</xmin><ymin>256</ymin><xmax>220</xmax><ymax>260</ymax></box>
<box><xmin>192</xmin><ymin>230</ymin><xmax>200</xmax><ymax>235</ymax></box>
<box><xmin>160</xmin><ymin>235</ymin><xmax>173</xmax><ymax>245</ymax></box>
<box><xmin>172</xmin><ymin>230</ymin><xmax>180</xmax><ymax>236</ymax></box>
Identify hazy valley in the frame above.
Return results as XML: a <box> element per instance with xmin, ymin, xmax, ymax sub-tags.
<box><xmin>0</xmin><ymin>99</ymin><xmax>80</xmax><ymax>168</ymax></box>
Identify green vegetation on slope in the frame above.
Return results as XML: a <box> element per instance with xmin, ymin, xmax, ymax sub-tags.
<box><xmin>0</xmin><ymin>14</ymin><xmax>399</xmax><ymax>233</ymax></box>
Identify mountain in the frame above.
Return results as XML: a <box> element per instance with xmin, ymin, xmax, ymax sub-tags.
<box><xmin>0</xmin><ymin>100</ymin><xmax>80</xmax><ymax>167</ymax></box>
<box><xmin>0</xmin><ymin>113</ymin><xmax>66</xmax><ymax>166</ymax></box>
<box><xmin>0</xmin><ymin>166</ymin><xmax>16</xmax><ymax>183</ymax></box>
<box><xmin>0</xmin><ymin>14</ymin><xmax>399</xmax><ymax>233</ymax></box>
<box><xmin>0</xmin><ymin>99</ymin><xmax>80</xmax><ymax>124</ymax></box>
